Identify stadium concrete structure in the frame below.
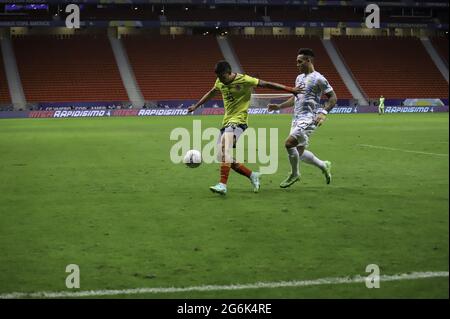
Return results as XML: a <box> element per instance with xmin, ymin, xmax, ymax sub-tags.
<box><xmin>0</xmin><ymin>0</ymin><xmax>448</xmax><ymax>113</ymax></box>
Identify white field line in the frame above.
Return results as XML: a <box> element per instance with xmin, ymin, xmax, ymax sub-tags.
<box><xmin>0</xmin><ymin>271</ymin><xmax>447</xmax><ymax>299</ymax></box>
<box><xmin>358</xmin><ymin>144</ymin><xmax>449</xmax><ymax>157</ymax></box>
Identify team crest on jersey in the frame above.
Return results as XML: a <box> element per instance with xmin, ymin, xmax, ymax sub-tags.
<box><xmin>234</xmin><ymin>84</ymin><xmax>242</xmax><ymax>91</ymax></box>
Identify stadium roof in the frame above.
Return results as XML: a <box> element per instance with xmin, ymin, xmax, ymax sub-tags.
<box><xmin>0</xmin><ymin>0</ymin><xmax>448</xmax><ymax>8</ymax></box>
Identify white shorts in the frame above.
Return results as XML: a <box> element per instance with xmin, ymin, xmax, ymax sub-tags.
<box><xmin>216</xmin><ymin>123</ymin><xmax>248</xmax><ymax>148</ymax></box>
<box><xmin>289</xmin><ymin>115</ymin><xmax>317</xmax><ymax>147</ymax></box>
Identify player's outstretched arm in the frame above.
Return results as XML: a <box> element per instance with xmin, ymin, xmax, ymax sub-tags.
<box><xmin>323</xmin><ymin>91</ymin><xmax>337</xmax><ymax>112</ymax></box>
<box><xmin>257</xmin><ymin>80</ymin><xmax>304</xmax><ymax>95</ymax></box>
<box><xmin>314</xmin><ymin>91</ymin><xmax>337</xmax><ymax>126</ymax></box>
<box><xmin>268</xmin><ymin>96</ymin><xmax>295</xmax><ymax>112</ymax></box>
<box><xmin>188</xmin><ymin>88</ymin><xmax>219</xmax><ymax>113</ymax></box>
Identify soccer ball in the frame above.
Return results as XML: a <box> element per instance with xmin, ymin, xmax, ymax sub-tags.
<box><xmin>183</xmin><ymin>150</ymin><xmax>202</xmax><ymax>168</ymax></box>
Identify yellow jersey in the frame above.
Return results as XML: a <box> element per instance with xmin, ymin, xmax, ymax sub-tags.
<box><xmin>214</xmin><ymin>74</ymin><xmax>259</xmax><ymax>127</ymax></box>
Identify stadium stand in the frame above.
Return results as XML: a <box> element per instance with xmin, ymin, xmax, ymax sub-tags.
<box><xmin>267</xmin><ymin>5</ymin><xmax>439</xmax><ymax>24</ymax></box>
<box><xmin>0</xmin><ymin>8</ymin><xmax>50</xmax><ymax>21</ymax></box>
<box><xmin>436</xmin><ymin>10</ymin><xmax>449</xmax><ymax>24</ymax></box>
<box><xmin>332</xmin><ymin>36</ymin><xmax>449</xmax><ymax>99</ymax></box>
<box><xmin>268</xmin><ymin>6</ymin><xmax>363</xmax><ymax>22</ymax></box>
<box><xmin>431</xmin><ymin>36</ymin><xmax>449</xmax><ymax>66</ymax></box>
<box><xmin>123</xmin><ymin>35</ymin><xmax>224</xmax><ymax>100</ymax></box>
<box><xmin>81</xmin><ymin>5</ymin><xmax>160</xmax><ymax>20</ymax></box>
<box><xmin>0</xmin><ymin>49</ymin><xmax>11</xmax><ymax>104</ymax></box>
<box><xmin>230</xmin><ymin>35</ymin><xmax>353</xmax><ymax>99</ymax></box>
<box><xmin>164</xmin><ymin>6</ymin><xmax>264</xmax><ymax>22</ymax></box>
<box><xmin>12</xmin><ymin>34</ymin><xmax>128</xmax><ymax>102</ymax></box>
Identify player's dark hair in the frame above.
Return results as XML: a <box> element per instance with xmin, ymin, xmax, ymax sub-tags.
<box><xmin>298</xmin><ymin>48</ymin><xmax>315</xmax><ymax>58</ymax></box>
<box><xmin>214</xmin><ymin>60</ymin><xmax>232</xmax><ymax>74</ymax></box>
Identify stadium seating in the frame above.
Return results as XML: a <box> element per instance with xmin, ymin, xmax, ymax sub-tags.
<box><xmin>81</xmin><ymin>5</ymin><xmax>160</xmax><ymax>20</ymax></box>
<box><xmin>268</xmin><ymin>6</ymin><xmax>362</xmax><ymax>22</ymax></box>
<box><xmin>12</xmin><ymin>34</ymin><xmax>128</xmax><ymax>102</ymax></box>
<box><xmin>229</xmin><ymin>35</ymin><xmax>353</xmax><ymax>99</ymax></box>
<box><xmin>164</xmin><ymin>6</ymin><xmax>264</xmax><ymax>22</ymax></box>
<box><xmin>332</xmin><ymin>36</ymin><xmax>449</xmax><ymax>99</ymax></box>
<box><xmin>123</xmin><ymin>34</ymin><xmax>223</xmax><ymax>100</ymax></box>
<box><xmin>0</xmin><ymin>49</ymin><xmax>11</xmax><ymax>104</ymax></box>
<box><xmin>431</xmin><ymin>36</ymin><xmax>449</xmax><ymax>66</ymax></box>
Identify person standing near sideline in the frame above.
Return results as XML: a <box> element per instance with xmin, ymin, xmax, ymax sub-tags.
<box><xmin>378</xmin><ymin>95</ymin><xmax>385</xmax><ymax>115</ymax></box>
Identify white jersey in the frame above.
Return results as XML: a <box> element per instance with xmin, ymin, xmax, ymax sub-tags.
<box><xmin>294</xmin><ymin>71</ymin><xmax>333</xmax><ymax>119</ymax></box>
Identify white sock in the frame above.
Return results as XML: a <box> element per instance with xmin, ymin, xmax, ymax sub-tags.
<box><xmin>287</xmin><ymin>147</ymin><xmax>300</xmax><ymax>176</ymax></box>
<box><xmin>300</xmin><ymin>150</ymin><xmax>326</xmax><ymax>171</ymax></box>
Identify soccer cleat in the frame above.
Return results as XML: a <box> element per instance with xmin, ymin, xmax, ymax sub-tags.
<box><xmin>280</xmin><ymin>174</ymin><xmax>300</xmax><ymax>188</ymax></box>
<box><xmin>323</xmin><ymin>161</ymin><xmax>332</xmax><ymax>184</ymax></box>
<box><xmin>250</xmin><ymin>172</ymin><xmax>262</xmax><ymax>193</ymax></box>
<box><xmin>210</xmin><ymin>183</ymin><xmax>227</xmax><ymax>195</ymax></box>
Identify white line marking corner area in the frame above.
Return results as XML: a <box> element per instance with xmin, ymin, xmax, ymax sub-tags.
<box><xmin>0</xmin><ymin>271</ymin><xmax>448</xmax><ymax>299</ymax></box>
<box><xmin>357</xmin><ymin>144</ymin><xmax>449</xmax><ymax>157</ymax></box>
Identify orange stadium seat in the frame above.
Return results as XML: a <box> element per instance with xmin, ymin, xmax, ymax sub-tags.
<box><xmin>229</xmin><ymin>35</ymin><xmax>352</xmax><ymax>99</ymax></box>
<box><xmin>332</xmin><ymin>36</ymin><xmax>448</xmax><ymax>99</ymax></box>
<box><xmin>123</xmin><ymin>34</ymin><xmax>224</xmax><ymax>100</ymax></box>
<box><xmin>13</xmin><ymin>34</ymin><xmax>128</xmax><ymax>102</ymax></box>
<box><xmin>0</xmin><ymin>50</ymin><xmax>11</xmax><ymax>104</ymax></box>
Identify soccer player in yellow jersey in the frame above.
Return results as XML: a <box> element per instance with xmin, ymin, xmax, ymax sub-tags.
<box><xmin>188</xmin><ymin>61</ymin><xmax>303</xmax><ymax>195</ymax></box>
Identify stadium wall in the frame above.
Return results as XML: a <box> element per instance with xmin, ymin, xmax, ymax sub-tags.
<box><xmin>0</xmin><ymin>105</ymin><xmax>448</xmax><ymax>119</ymax></box>
<box><xmin>10</xmin><ymin>98</ymin><xmax>450</xmax><ymax>111</ymax></box>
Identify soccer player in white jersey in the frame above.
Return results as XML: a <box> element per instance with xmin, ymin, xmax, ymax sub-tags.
<box><xmin>268</xmin><ymin>48</ymin><xmax>337</xmax><ymax>188</ymax></box>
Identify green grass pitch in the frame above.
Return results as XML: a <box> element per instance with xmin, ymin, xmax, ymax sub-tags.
<box><xmin>0</xmin><ymin>113</ymin><xmax>448</xmax><ymax>298</ymax></box>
